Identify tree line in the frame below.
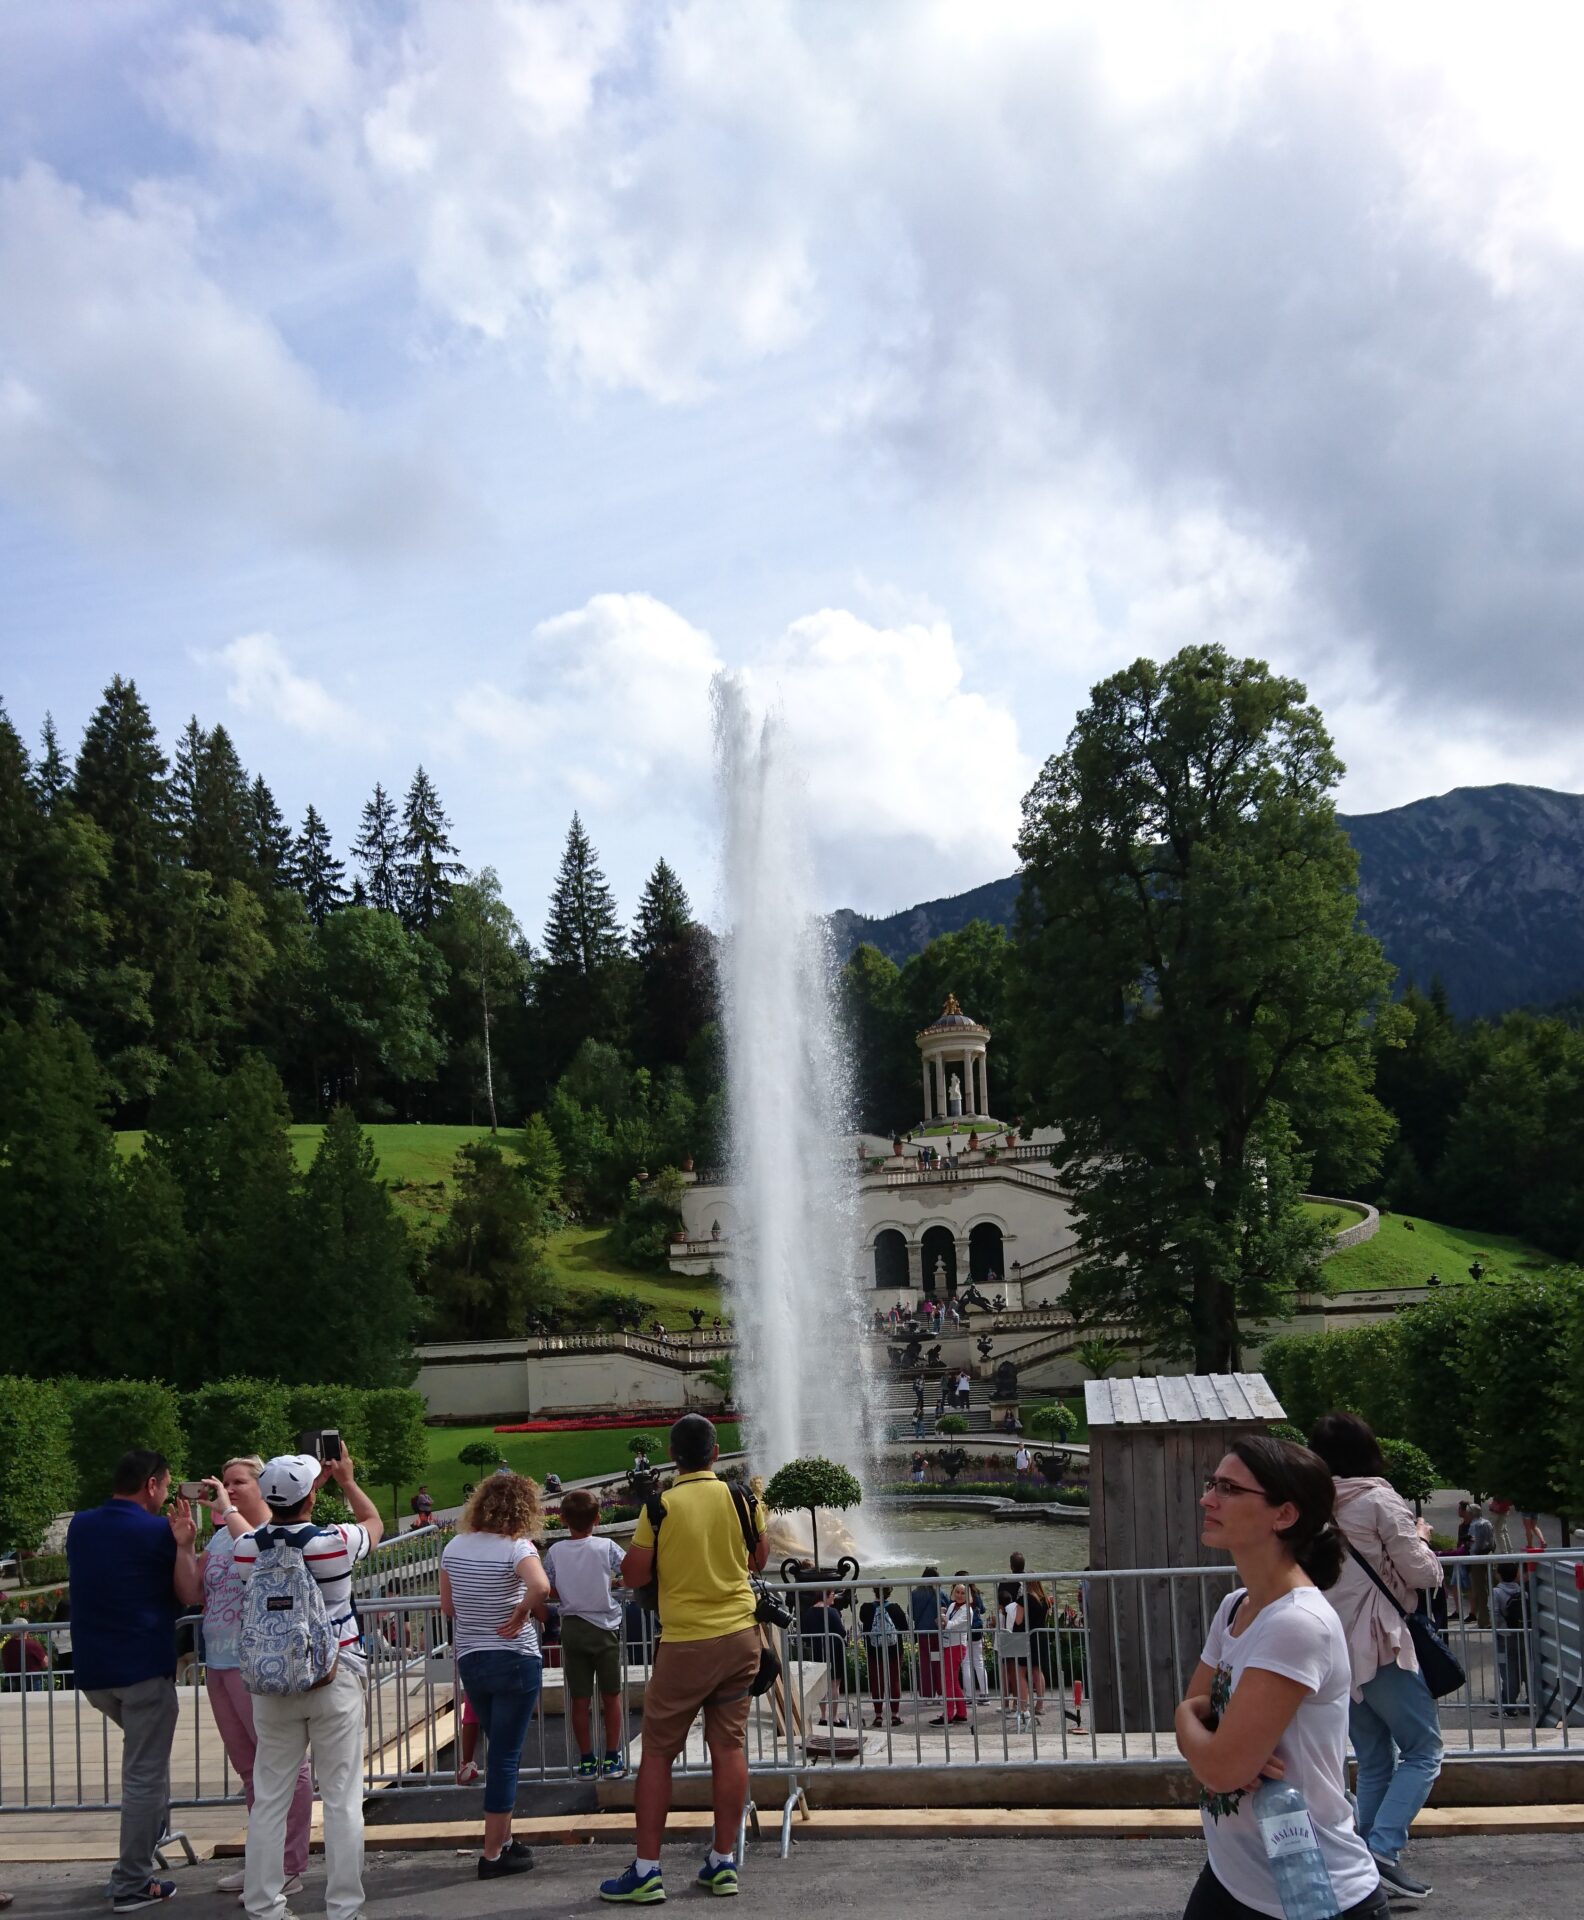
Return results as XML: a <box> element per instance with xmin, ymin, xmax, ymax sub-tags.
<box><xmin>0</xmin><ymin>677</ymin><xmax>716</xmax><ymax>1126</ymax></box>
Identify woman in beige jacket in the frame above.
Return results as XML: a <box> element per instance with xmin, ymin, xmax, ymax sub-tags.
<box><xmin>1309</xmin><ymin>1412</ymin><xmax>1445</xmax><ymax>1905</ymax></box>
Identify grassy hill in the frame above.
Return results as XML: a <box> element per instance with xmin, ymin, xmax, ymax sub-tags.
<box><xmin>1318</xmin><ymin>1209</ymin><xmax>1549</xmax><ymax>1292</ymax></box>
<box><xmin>115</xmin><ymin>1121</ymin><xmax>722</xmax><ymax>1329</ymax></box>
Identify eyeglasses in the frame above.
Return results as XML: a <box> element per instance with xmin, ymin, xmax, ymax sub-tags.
<box><xmin>1203</xmin><ymin>1475</ymin><xmax>1268</xmax><ymax>1499</ymax></box>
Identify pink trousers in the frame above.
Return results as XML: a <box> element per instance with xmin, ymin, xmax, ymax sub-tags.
<box><xmin>206</xmin><ymin>1666</ymin><xmax>314</xmax><ymax>1876</ymax></box>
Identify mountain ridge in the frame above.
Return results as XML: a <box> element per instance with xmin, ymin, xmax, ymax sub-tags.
<box><xmin>830</xmin><ymin>783</ymin><xmax>1584</xmax><ymax>1018</ymax></box>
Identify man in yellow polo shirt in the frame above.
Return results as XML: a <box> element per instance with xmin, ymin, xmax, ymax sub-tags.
<box><xmin>599</xmin><ymin>1414</ymin><xmax>768</xmax><ymax>1904</ymax></box>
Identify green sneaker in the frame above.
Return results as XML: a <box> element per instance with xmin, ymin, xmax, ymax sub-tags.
<box><xmin>576</xmin><ymin>1754</ymin><xmax>598</xmax><ymax>1778</ymax></box>
<box><xmin>600</xmin><ymin>1863</ymin><xmax>666</xmax><ymax>1903</ymax></box>
<box><xmin>697</xmin><ymin>1854</ymin><xmax>739</xmax><ymax>1896</ymax></box>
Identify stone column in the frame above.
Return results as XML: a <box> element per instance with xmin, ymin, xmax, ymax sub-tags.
<box><xmin>921</xmin><ymin>1058</ymin><xmax>932</xmax><ymax>1123</ymax></box>
<box><xmin>980</xmin><ymin>1050</ymin><xmax>990</xmax><ymax>1120</ymax></box>
<box><xmin>934</xmin><ymin>1054</ymin><xmax>947</xmax><ymax>1119</ymax></box>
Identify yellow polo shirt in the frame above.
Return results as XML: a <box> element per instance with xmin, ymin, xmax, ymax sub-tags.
<box><xmin>632</xmin><ymin>1471</ymin><xmax>765</xmax><ymax>1643</ymax></box>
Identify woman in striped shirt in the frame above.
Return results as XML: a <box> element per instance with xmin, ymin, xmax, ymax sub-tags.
<box><xmin>440</xmin><ymin>1474</ymin><xmax>551</xmax><ymax>1878</ymax></box>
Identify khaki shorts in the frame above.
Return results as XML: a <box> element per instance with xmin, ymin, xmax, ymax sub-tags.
<box><xmin>639</xmin><ymin>1628</ymin><xmax>761</xmax><ymax>1763</ymax></box>
<box><xmin>561</xmin><ymin>1615</ymin><xmax>623</xmax><ymax>1701</ymax></box>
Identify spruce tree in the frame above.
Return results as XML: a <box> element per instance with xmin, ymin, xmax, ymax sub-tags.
<box><xmin>632</xmin><ymin>857</ymin><xmax>715</xmax><ymax>1069</ymax></box>
<box><xmin>168</xmin><ymin>716</ymin><xmax>207</xmax><ymax>843</ymax></box>
<box><xmin>296</xmin><ymin>1106</ymin><xmax>419</xmax><ymax>1387</ymax></box>
<box><xmin>186</xmin><ymin>723</ymin><xmax>252</xmax><ymax>885</ymax></box>
<box><xmin>70</xmin><ymin>677</ymin><xmax>174</xmax><ymax>1095</ymax></box>
<box><xmin>398</xmin><ymin>765</ymin><xmax>462</xmax><ymax>931</ymax></box>
<box><xmin>33</xmin><ymin>713</ymin><xmax>70</xmax><ymax>814</ymax></box>
<box><xmin>353</xmin><ymin>782</ymin><xmax>401</xmax><ymax>914</ymax></box>
<box><xmin>248</xmin><ymin>775</ymin><xmax>294</xmax><ymax>890</ymax></box>
<box><xmin>293</xmin><ymin>804</ymin><xmax>348</xmax><ymax>927</ymax></box>
<box><xmin>538</xmin><ymin>814</ymin><xmax>631</xmax><ymax>1069</ymax></box>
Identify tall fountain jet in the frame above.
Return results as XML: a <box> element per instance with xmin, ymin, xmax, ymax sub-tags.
<box><xmin>711</xmin><ymin>674</ymin><xmax>874</xmax><ymax>1484</ymax></box>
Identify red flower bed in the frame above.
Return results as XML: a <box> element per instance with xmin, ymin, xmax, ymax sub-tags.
<box><xmin>493</xmin><ymin>1411</ymin><xmax>737</xmax><ymax>1433</ymax></box>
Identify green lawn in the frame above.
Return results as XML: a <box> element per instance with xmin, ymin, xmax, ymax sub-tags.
<box><xmin>1300</xmin><ymin>1199</ymin><xmax>1367</xmax><ymax>1229</ymax></box>
<box><xmin>116</xmin><ymin>1122</ymin><xmax>723</xmax><ymax>1328</ymax></box>
<box><xmin>1318</xmin><ymin>1210</ymin><xmax>1550</xmax><ymax>1293</ymax></box>
<box><xmin>422</xmin><ymin>1421</ymin><xmax>742</xmax><ymax>1512</ymax></box>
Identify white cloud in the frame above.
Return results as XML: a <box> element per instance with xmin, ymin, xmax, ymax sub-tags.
<box><xmin>450</xmin><ymin>590</ymin><xmax>1032</xmax><ymax>908</ymax></box>
<box><xmin>211</xmin><ymin>632</ymin><xmax>363</xmax><ymax>742</ymax></box>
<box><xmin>0</xmin><ymin>161</ymin><xmax>448</xmax><ymax>550</ymax></box>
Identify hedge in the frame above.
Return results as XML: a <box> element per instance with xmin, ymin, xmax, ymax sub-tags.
<box><xmin>183</xmin><ymin>1377</ymin><xmax>290</xmax><ymax>1476</ymax></box>
<box><xmin>63</xmin><ymin>1379</ymin><xmax>186</xmax><ymax>1507</ymax></box>
<box><xmin>0</xmin><ymin>1377</ymin><xmax>76</xmax><ymax>1554</ymax></box>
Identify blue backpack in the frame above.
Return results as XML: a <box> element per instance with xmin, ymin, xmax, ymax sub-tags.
<box><xmin>239</xmin><ymin>1525</ymin><xmax>341</xmax><ymax>1696</ymax></box>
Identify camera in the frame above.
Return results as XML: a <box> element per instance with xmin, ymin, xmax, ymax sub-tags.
<box><xmin>177</xmin><ymin>1481</ymin><xmax>208</xmax><ymax>1501</ymax></box>
<box><xmin>296</xmin><ymin>1428</ymin><xmax>343</xmax><ymax>1462</ymax></box>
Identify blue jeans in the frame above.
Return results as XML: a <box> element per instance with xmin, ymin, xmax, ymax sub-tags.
<box><xmin>458</xmin><ymin>1648</ymin><xmax>542</xmax><ymax>1815</ymax></box>
<box><xmin>1349</xmin><ymin>1658</ymin><xmax>1443</xmax><ymax>1862</ymax></box>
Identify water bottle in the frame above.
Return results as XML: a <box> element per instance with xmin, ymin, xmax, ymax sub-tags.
<box><xmin>1252</xmin><ymin>1777</ymin><xmax>1339</xmax><ymax>1920</ymax></box>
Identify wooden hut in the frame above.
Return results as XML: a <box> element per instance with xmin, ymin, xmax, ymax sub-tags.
<box><xmin>1083</xmin><ymin>1372</ymin><xmax>1288</xmax><ymax>1734</ymax></box>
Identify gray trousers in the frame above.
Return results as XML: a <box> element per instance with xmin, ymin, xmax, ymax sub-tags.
<box><xmin>87</xmin><ymin>1675</ymin><xmax>180</xmax><ymax>1899</ymax></box>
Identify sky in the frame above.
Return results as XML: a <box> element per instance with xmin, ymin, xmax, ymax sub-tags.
<box><xmin>4</xmin><ymin>0</ymin><xmax>1584</xmax><ymax>941</ymax></box>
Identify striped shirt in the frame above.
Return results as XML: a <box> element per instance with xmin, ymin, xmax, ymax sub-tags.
<box><xmin>441</xmin><ymin>1532</ymin><xmax>541</xmax><ymax>1660</ymax></box>
<box><xmin>235</xmin><ymin>1521</ymin><xmax>372</xmax><ymax>1675</ymax></box>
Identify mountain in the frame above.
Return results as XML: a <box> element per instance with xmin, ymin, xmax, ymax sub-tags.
<box><xmin>832</xmin><ymin>784</ymin><xmax>1584</xmax><ymax>1018</ymax></box>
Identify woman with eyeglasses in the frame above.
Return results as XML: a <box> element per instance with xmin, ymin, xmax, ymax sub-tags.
<box><xmin>1174</xmin><ymin>1437</ymin><xmax>1387</xmax><ymax>1919</ymax></box>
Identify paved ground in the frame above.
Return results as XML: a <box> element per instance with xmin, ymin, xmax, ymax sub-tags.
<box><xmin>3</xmin><ymin>1834</ymin><xmax>1578</xmax><ymax>1917</ymax></box>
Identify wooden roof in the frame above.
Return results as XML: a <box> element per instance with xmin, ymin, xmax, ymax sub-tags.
<box><xmin>1084</xmin><ymin>1372</ymin><xmax>1286</xmax><ymax>1429</ymax></box>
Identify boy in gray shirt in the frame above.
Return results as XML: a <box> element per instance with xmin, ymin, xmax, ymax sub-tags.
<box><xmin>544</xmin><ymin>1489</ymin><xmax>628</xmax><ymax>1776</ymax></box>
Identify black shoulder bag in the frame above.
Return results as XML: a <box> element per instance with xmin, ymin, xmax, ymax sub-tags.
<box><xmin>1346</xmin><ymin>1541</ymin><xmax>1465</xmax><ymax>1699</ymax></box>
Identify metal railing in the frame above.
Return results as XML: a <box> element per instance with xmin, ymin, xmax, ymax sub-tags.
<box><xmin>5</xmin><ymin>1553</ymin><xmax>1579</xmax><ymax>1826</ymax></box>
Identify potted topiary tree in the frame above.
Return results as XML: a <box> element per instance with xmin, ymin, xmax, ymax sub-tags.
<box><xmin>937</xmin><ymin>1413</ymin><xmax>969</xmax><ymax>1437</ymax></box>
<box><xmin>763</xmin><ymin>1455</ymin><xmax>863</xmax><ymax>1577</ymax></box>
<box><xmin>1025</xmin><ymin>1401</ymin><xmax>1078</xmax><ymax>1482</ymax></box>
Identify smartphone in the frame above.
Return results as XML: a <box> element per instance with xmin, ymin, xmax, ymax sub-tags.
<box><xmin>296</xmin><ymin>1428</ymin><xmax>343</xmax><ymax>1462</ymax></box>
<box><xmin>177</xmin><ymin>1480</ymin><xmax>208</xmax><ymax>1501</ymax></box>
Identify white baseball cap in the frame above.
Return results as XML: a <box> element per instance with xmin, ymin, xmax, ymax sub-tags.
<box><xmin>259</xmin><ymin>1454</ymin><xmax>321</xmax><ymax>1507</ymax></box>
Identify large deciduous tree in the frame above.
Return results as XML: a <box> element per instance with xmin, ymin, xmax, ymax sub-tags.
<box><xmin>1014</xmin><ymin>645</ymin><xmax>1397</xmax><ymax>1372</ymax></box>
<box><xmin>433</xmin><ymin>868</ymin><xmax>526</xmax><ymax>1130</ymax></box>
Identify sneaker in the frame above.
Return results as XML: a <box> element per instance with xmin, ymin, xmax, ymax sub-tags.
<box><xmin>505</xmin><ymin>1839</ymin><xmax>534</xmax><ymax>1863</ymax></box>
<box><xmin>600</xmin><ymin>1862</ymin><xmax>666</xmax><ymax>1903</ymax></box>
<box><xmin>234</xmin><ymin>1878</ymin><xmax>301</xmax><ymax>1907</ymax></box>
<box><xmin>216</xmin><ymin>1870</ymin><xmax>245</xmax><ymax>1892</ymax></box>
<box><xmin>479</xmin><ymin>1850</ymin><xmax>533</xmax><ymax>1879</ymax></box>
<box><xmin>456</xmin><ymin>1759</ymin><xmax>480</xmax><ymax>1784</ymax></box>
<box><xmin>577</xmin><ymin>1754</ymin><xmax>599</xmax><ymax>1778</ymax></box>
<box><xmin>112</xmin><ymin>1887</ymin><xmax>177</xmax><ymax>1913</ymax></box>
<box><xmin>697</xmin><ymin>1854</ymin><xmax>739</xmax><ymax>1896</ymax></box>
<box><xmin>1372</xmin><ymin>1854</ymin><xmax>1432</xmax><ymax>1902</ymax></box>
<box><xmin>601</xmin><ymin>1752</ymin><xmax>629</xmax><ymax>1778</ymax></box>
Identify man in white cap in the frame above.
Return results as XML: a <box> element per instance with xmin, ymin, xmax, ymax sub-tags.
<box><xmin>235</xmin><ymin>1448</ymin><xmax>382</xmax><ymax>1920</ymax></box>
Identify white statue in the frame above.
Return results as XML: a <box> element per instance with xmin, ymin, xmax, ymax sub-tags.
<box><xmin>947</xmin><ymin>1070</ymin><xmax>963</xmax><ymax>1117</ymax></box>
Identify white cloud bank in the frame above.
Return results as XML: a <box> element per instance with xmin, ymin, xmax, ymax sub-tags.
<box><xmin>211</xmin><ymin>631</ymin><xmax>364</xmax><ymax>742</ymax></box>
<box><xmin>452</xmin><ymin>591</ymin><xmax>1032</xmax><ymax>910</ymax></box>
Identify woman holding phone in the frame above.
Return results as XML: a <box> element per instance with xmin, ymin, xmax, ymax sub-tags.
<box><xmin>1173</xmin><ymin>1436</ymin><xmax>1386</xmax><ymax>1919</ymax></box>
<box><xmin>198</xmin><ymin>1457</ymin><xmax>314</xmax><ymax>1902</ymax></box>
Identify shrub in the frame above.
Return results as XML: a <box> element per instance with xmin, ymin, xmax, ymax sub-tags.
<box><xmin>1378</xmin><ymin>1438</ymin><xmax>1438</xmax><ymax>1507</ymax></box>
<box><xmin>937</xmin><ymin>1414</ymin><xmax>969</xmax><ymax>1436</ymax></box>
<box><xmin>1026</xmin><ymin>1402</ymin><xmax>1077</xmax><ymax>1444</ymax></box>
<box><xmin>1267</xmin><ymin>1423</ymin><xmax>1307</xmax><ymax>1446</ymax></box>
<box><xmin>283</xmin><ymin>1385</ymin><xmax>370</xmax><ymax>1464</ymax></box>
<box><xmin>0</xmin><ymin>1378</ymin><xmax>75</xmax><ymax>1555</ymax></box>
<box><xmin>457</xmin><ymin>1441</ymin><xmax>499</xmax><ymax>1470</ymax></box>
<box><xmin>183</xmin><ymin>1377</ymin><xmax>289</xmax><ymax>1476</ymax></box>
<box><xmin>63</xmin><ymin>1379</ymin><xmax>185</xmax><ymax>1507</ymax></box>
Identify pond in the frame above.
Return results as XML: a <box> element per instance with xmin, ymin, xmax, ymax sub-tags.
<box><xmin>862</xmin><ymin>1502</ymin><xmax>1090</xmax><ymax>1583</ymax></box>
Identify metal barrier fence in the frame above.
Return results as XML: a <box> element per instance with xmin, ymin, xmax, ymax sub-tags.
<box><xmin>4</xmin><ymin>1551</ymin><xmax>1580</xmax><ymax>1827</ymax></box>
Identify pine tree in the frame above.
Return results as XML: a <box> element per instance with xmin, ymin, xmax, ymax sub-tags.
<box><xmin>535</xmin><ymin>815</ymin><xmax>633</xmax><ymax>1070</ymax></box>
<box><xmin>398</xmin><ymin>765</ymin><xmax>462</xmax><ymax>931</ymax></box>
<box><xmin>168</xmin><ymin>716</ymin><xmax>207</xmax><ymax>843</ymax></box>
<box><xmin>187</xmin><ymin>723</ymin><xmax>252</xmax><ymax>885</ymax></box>
<box><xmin>353</xmin><ymin>782</ymin><xmax>401</xmax><ymax>914</ymax></box>
<box><xmin>33</xmin><ymin>714</ymin><xmax>70</xmax><ymax>814</ymax></box>
<box><xmin>293</xmin><ymin>804</ymin><xmax>348</xmax><ymax>927</ymax></box>
<box><xmin>248</xmin><ymin>775</ymin><xmax>294</xmax><ymax>890</ymax></box>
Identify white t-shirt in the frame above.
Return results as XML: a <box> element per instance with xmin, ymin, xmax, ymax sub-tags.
<box><xmin>544</xmin><ymin>1534</ymin><xmax>626</xmax><ymax>1631</ymax></box>
<box><xmin>235</xmin><ymin>1521</ymin><xmax>373</xmax><ymax>1677</ymax></box>
<box><xmin>1198</xmin><ymin>1587</ymin><xmax>1379</xmax><ymax>1918</ymax></box>
<box><xmin>1014</xmin><ymin>1448</ymin><xmax>1031</xmax><ymax>1471</ymax></box>
<box><xmin>441</xmin><ymin>1532</ymin><xmax>541</xmax><ymax>1659</ymax></box>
